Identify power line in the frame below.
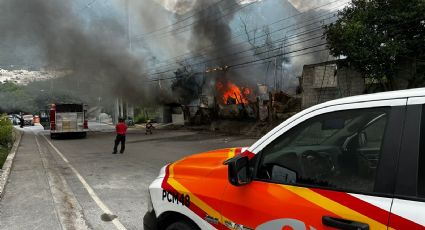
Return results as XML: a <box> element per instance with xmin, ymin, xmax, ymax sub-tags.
<box><xmin>228</xmin><ymin>42</ymin><xmax>327</xmax><ymax>68</ymax></box>
<box><xmin>143</xmin><ymin>15</ymin><xmax>337</xmax><ymax>76</ymax></box>
<box><xmin>138</xmin><ymin>0</ymin><xmax>348</xmax><ymax>41</ymax></box>
<box><xmin>134</xmin><ymin>0</ymin><xmax>256</xmax><ymax>40</ymax></box>
<box><xmin>231</xmin><ymin>48</ymin><xmax>330</xmax><ymax>70</ymax></box>
<box><xmin>139</xmin><ymin>0</ymin><xmax>348</xmax><ymax>69</ymax></box>
<box><xmin>136</xmin><ymin>0</ymin><xmax>228</xmax><ymax>38</ymax></box>
<box><xmin>148</xmin><ymin>31</ymin><xmax>327</xmax><ymax>77</ymax></box>
<box><xmin>146</xmin><ymin>17</ymin><xmax>414</xmax><ymax>78</ymax></box>
<box><xmin>218</xmin><ymin>17</ymin><xmax>425</xmax><ymax>71</ymax></box>
<box><xmin>143</xmin><ymin>11</ymin><xmax>339</xmax><ymax>74</ymax></box>
<box><xmin>145</xmin><ymin>45</ymin><xmax>329</xmax><ymax>83</ymax></box>
<box><xmin>144</xmin><ymin>30</ymin><xmax>326</xmax><ymax>77</ymax></box>
<box><xmin>144</xmin><ymin>7</ymin><xmax>425</xmax><ymax>84</ymax></box>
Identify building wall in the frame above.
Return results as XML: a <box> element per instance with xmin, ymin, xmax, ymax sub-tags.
<box><xmin>301</xmin><ymin>61</ymin><xmax>365</xmax><ymax>109</ymax></box>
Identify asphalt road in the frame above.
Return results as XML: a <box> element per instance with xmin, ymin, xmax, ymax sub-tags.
<box><xmin>0</xmin><ymin>124</ymin><xmax>256</xmax><ymax>230</ymax></box>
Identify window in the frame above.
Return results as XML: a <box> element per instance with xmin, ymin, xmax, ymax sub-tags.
<box><xmin>257</xmin><ymin>107</ymin><xmax>390</xmax><ymax>194</ymax></box>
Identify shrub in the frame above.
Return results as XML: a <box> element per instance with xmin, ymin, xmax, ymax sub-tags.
<box><xmin>134</xmin><ymin>113</ymin><xmax>147</xmax><ymax>124</ymax></box>
<box><xmin>0</xmin><ymin>114</ymin><xmax>13</xmax><ymax>168</ymax></box>
<box><xmin>0</xmin><ymin>114</ymin><xmax>13</xmax><ymax>147</ymax></box>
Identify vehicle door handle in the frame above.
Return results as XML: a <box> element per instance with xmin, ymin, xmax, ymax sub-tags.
<box><xmin>322</xmin><ymin>216</ymin><xmax>369</xmax><ymax>230</ymax></box>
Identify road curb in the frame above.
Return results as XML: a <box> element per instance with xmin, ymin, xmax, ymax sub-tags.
<box><xmin>0</xmin><ymin>128</ymin><xmax>23</xmax><ymax>200</ymax></box>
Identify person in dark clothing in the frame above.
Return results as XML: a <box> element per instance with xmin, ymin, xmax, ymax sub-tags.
<box><xmin>113</xmin><ymin>118</ymin><xmax>128</xmax><ymax>154</ymax></box>
<box><xmin>19</xmin><ymin>115</ymin><xmax>24</xmax><ymax>128</ymax></box>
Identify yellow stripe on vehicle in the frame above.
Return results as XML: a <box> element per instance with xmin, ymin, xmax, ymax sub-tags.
<box><xmin>282</xmin><ymin>185</ymin><xmax>394</xmax><ymax>230</ymax></box>
<box><xmin>227</xmin><ymin>148</ymin><xmax>236</xmax><ymax>159</ymax></box>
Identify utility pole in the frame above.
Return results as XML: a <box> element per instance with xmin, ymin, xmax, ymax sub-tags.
<box><xmin>281</xmin><ymin>34</ymin><xmax>287</xmax><ymax>91</ymax></box>
<box><xmin>114</xmin><ymin>98</ymin><xmax>120</xmax><ymax>124</ymax></box>
<box><xmin>126</xmin><ymin>0</ymin><xmax>132</xmax><ymax>52</ymax></box>
<box><xmin>115</xmin><ymin>0</ymin><xmax>133</xmax><ymax>123</ymax></box>
<box><xmin>125</xmin><ymin>0</ymin><xmax>134</xmax><ymax>121</ymax></box>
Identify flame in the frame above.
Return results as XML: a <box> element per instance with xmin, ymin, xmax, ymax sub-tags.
<box><xmin>216</xmin><ymin>80</ymin><xmax>252</xmax><ymax>105</ymax></box>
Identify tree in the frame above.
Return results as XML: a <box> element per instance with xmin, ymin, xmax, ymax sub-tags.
<box><xmin>240</xmin><ymin>18</ymin><xmax>290</xmax><ymax>90</ymax></box>
<box><xmin>171</xmin><ymin>64</ymin><xmax>204</xmax><ymax>105</ymax></box>
<box><xmin>0</xmin><ymin>81</ymin><xmax>33</xmax><ymax>113</ymax></box>
<box><xmin>324</xmin><ymin>0</ymin><xmax>425</xmax><ymax>89</ymax></box>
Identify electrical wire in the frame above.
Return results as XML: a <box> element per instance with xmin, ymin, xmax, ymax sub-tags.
<box><xmin>144</xmin><ymin>17</ymin><xmax>336</xmax><ymax>76</ymax></box>
<box><xmin>142</xmin><ymin>12</ymin><xmax>339</xmax><ymax>74</ymax></box>
<box><xmin>138</xmin><ymin>0</ymin><xmax>348</xmax><ymax>70</ymax></box>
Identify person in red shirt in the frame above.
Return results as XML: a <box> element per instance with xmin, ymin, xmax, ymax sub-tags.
<box><xmin>113</xmin><ymin>118</ymin><xmax>128</xmax><ymax>154</ymax></box>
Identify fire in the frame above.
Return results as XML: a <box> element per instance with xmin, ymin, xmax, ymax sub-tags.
<box><xmin>216</xmin><ymin>80</ymin><xmax>252</xmax><ymax>105</ymax></box>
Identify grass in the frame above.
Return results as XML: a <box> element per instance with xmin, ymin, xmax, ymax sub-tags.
<box><xmin>0</xmin><ymin>114</ymin><xmax>13</xmax><ymax>168</ymax></box>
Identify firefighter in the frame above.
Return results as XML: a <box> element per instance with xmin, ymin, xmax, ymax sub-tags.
<box><xmin>145</xmin><ymin>120</ymin><xmax>153</xmax><ymax>135</ymax></box>
<box><xmin>113</xmin><ymin>117</ymin><xmax>128</xmax><ymax>154</ymax></box>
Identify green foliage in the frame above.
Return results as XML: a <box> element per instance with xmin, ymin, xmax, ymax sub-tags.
<box><xmin>0</xmin><ymin>114</ymin><xmax>13</xmax><ymax>168</ymax></box>
<box><xmin>134</xmin><ymin>111</ymin><xmax>150</xmax><ymax>124</ymax></box>
<box><xmin>0</xmin><ymin>148</ymin><xmax>8</xmax><ymax>169</ymax></box>
<box><xmin>324</xmin><ymin>0</ymin><xmax>425</xmax><ymax>89</ymax></box>
<box><xmin>0</xmin><ymin>80</ymin><xmax>83</xmax><ymax>114</ymax></box>
<box><xmin>0</xmin><ymin>114</ymin><xmax>13</xmax><ymax>147</ymax></box>
<box><xmin>0</xmin><ymin>82</ymin><xmax>31</xmax><ymax>113</ymax></box>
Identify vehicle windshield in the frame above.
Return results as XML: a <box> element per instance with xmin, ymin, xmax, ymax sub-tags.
<box><xmin>56</xmin><ymin>104</ymin><xmax>83</xmax><ymax>113</ymax></box>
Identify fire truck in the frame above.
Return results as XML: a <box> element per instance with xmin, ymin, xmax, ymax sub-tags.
<box><xmin>49</xmin><ymin>103</ymin><xmax>88</xmax><ymax>139</ymax></box>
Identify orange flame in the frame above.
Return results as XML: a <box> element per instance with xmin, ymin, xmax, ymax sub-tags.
<box><xmin>216</xmin><ymin>80</ymin><xmax>252</xmax><ymax>105</ymax></box>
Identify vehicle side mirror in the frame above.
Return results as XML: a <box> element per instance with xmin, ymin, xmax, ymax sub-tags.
<box><xmin>224</xmin><ymin>155</ymin><xmax>252</xmax><ymax>186</ymax></box>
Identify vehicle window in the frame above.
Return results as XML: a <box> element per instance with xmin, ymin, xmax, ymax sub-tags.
<box><xmin>418</xmin><ymin>106</ymin><xmax>425</xmax><ymax>198</ymax></box>
<box><xmin>257</xmin><ymin>107</ymin><xmax>390</xmax><ymax>194</ymax></box>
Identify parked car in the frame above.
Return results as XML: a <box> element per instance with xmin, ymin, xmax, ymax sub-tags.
<box><xmin>7</xmin><ymin>115</ymin><xmax>14</xmax><ymax>124</ymax></box>
<box><xmin>22</xmin><ymin>114</ymin><xmax>34</xmax><ymax>126</ymax></box>
<box><xmin>144</xmin><ymin>88</ymin><xmax>425</xmax><ymax>230</ymax></box>
<box><xmin>8</xmin><ymin>114</ymin><xmax>20</xmax><ymax>125</ymax></box>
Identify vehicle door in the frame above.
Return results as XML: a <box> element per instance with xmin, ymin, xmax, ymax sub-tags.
<box><xmin>389</xmin><ymin>97</ymin><xmax>425</xmax><ymax>229</ymax></box>
<box><xmin>220</xmin><ymin>99</ymin><xmax>406</xmax><ymax>230</ymax></box>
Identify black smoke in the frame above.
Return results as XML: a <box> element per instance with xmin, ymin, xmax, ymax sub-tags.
<box><xmin>0</xmin><ymin>0</ymin><xmax>154</xmax><ymax>107</ymax></box>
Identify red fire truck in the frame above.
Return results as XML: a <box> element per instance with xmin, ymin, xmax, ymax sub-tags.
<box><xmin>49</xmin><ymin>103</ymin><xmax>88</xmax><ymax>138</ymax></box>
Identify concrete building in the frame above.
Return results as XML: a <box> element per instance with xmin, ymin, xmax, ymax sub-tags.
<box><xmin>301</xmin><ymin>60</ymin><xmax>365</xmax><ymax>109</ymax></box>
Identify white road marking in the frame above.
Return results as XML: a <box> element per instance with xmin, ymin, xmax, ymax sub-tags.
<box><xmin>42</xmin><ymin>135</ymin><xmax>127</xmax><ymax>230</ymax></box>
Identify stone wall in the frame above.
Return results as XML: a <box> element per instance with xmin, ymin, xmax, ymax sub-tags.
<box><xmin>301</xmin><ymin>60</ymin><xmax>365</xmax><ymax>109</ymax></box>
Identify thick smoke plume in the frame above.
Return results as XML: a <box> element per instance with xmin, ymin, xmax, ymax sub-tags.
<box><xmin>0</xmin><ymin>0</ymin><xmax>343</xmax><ymax>112</ymax></box>
<box><xmin>171</xmin><ymin>0</ymin><xmax>263</xmax><ymax>103</ymax></box>
<box><xmin>0</xmin><ymin>0</ymin><xmax>153</xmax><ymax>107</ymax></box>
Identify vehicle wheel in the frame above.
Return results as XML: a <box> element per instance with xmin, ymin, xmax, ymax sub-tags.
<box><xmin>165</xmin><ymin>220</ymin><xmax>199</xmax><ymax>230</ymax></box>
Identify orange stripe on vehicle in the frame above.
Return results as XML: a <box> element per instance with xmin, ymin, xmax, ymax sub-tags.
<box><xmin>282</xmin><ymin>185</ymin><xmax>393</xmax><ymax>230</ymax></box>
<box><xmin>168</xmin><ymin>163</ymin><xmax>234</xmax><ymax>228</ymax></box>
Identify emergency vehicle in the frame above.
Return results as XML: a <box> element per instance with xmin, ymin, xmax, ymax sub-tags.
<box><xmin>144</xmin><ymin>88</ymin><xmax>425</xmax><ymax>230</ymax></box>
<box><xmin>49</xmin><ymin>103</ymin><xmax>88</xmax><ymax>138</ymax></box>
